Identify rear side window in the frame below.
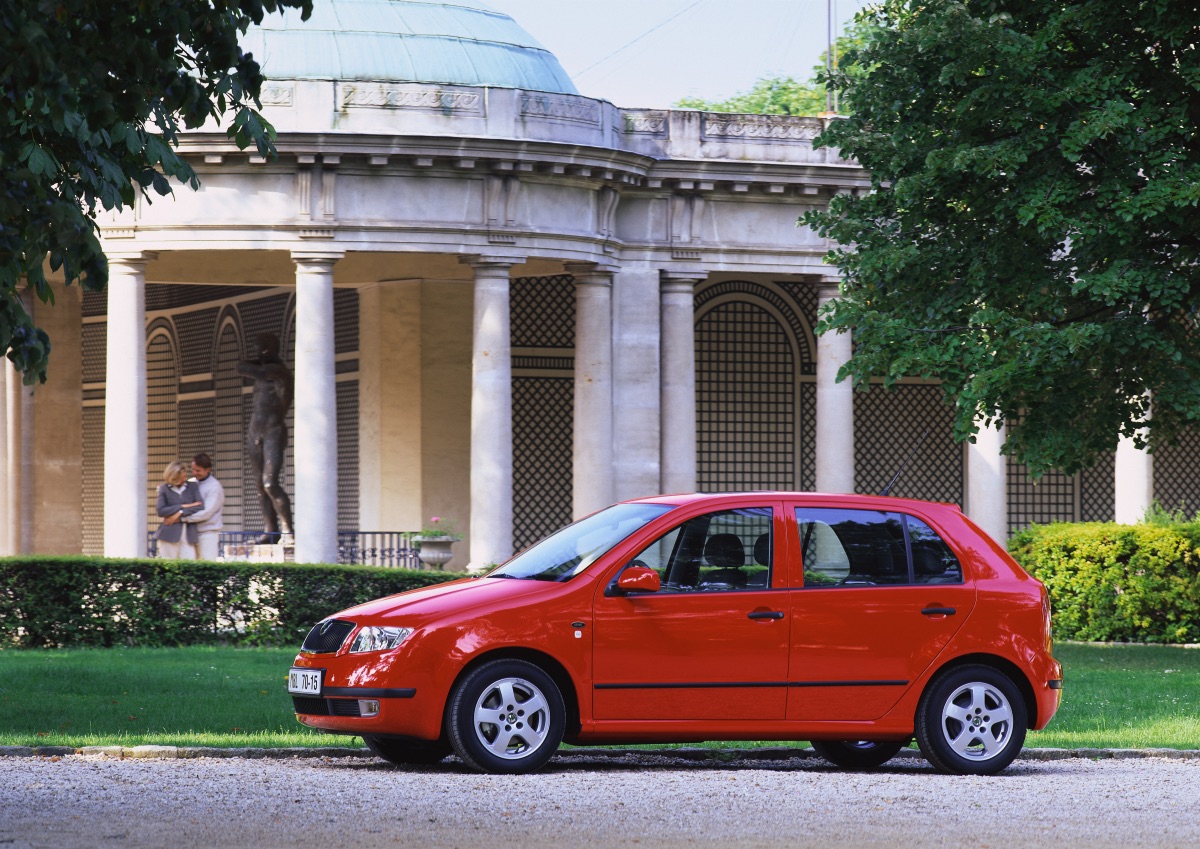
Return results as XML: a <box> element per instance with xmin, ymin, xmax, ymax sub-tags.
<box><xmin>796</xmin><ymin>508</ymin><xmax>962</xmax><ymax>588</ymax></box>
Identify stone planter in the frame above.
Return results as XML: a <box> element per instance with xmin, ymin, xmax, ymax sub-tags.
<box><xmin>414</xmin><ymin>536</ymin><xmax>458</xmax><ymax>568</ymax></box>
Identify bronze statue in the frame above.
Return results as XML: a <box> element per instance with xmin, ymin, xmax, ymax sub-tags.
<box><xmin>237</xmin><ymin>332</ymin><xmax>294</xmax><ymax>543</ymax></box>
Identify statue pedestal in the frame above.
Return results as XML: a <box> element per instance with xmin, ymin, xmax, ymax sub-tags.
<box><xmin>223</xmin><ymin>542</ymin><xmax>295</xmax><ymax>563</ymax></box>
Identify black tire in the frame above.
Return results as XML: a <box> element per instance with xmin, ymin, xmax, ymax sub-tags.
<box><xmin>445</xmin><ymin>659</ymin><xmax>565</xmax><ymax>774</ymax></box>
<box><xmin>810</xmin><ymin>740</ymin><xmax>907</xmax><ymax>769</ymax></box>
<box><xmin>916</xmin><ymin>664</ymin><xmax>1027</xmax><ymax>775</ymax></box>
<box><xmin>362</xmin><ymin>735</ymin><xmax>452</xmax><ymax>766</ymax></box>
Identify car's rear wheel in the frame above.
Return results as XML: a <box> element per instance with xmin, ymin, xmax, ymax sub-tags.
<box><xmin>363</xmin><ymin>735</ymin><xmax>452</xmax><ymax>766</ymax></box>
<box><xmin>916</xmin><ymin>664</ymin><xmax>1027</xmax><ymax>775</ymax></box>
<box><xmin>446</xmin><ymin>659</ymin><xmax>565</xmax><ymax>774</ymax></box>
<box><xmin>810</xmin><ymin>739</ymin><xmax>907</xmax><ymax>769</ymax></box>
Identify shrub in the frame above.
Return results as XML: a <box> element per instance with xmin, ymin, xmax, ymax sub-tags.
<box><xmin>0</xmin><ymin>557</ymin><xmax>458</xmax><ymax>649</ymax></box>
<box><xmin>1008</xmin><ymin>523</ymin><xmax>1200</xmax><ymax>644</ymax></box>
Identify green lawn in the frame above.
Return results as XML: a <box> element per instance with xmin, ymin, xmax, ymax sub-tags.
<box><xmin>0</xmin><ymin>642</ymin><xmax>1196</xmax><ymax>750</ymax></box>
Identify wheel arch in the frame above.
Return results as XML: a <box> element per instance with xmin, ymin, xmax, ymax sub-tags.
<box><xmin>446</xmin><ymin>647</ymin><xmax>582</xmax><ymax>742</ymax></box>
<box><xmin>921</xmin><ymin>653</ymin><xmax>1038</xmax><ymax>730</ymax></box>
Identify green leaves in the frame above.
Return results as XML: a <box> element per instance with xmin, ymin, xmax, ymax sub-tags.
<box><xmin>1</xmin><ymin>0</ymin><xmax>313</xmax><ymax>382</ymax></box>
<box><xmin>807</xmin><ymin>0</ymin><xmax>1200</xmax><ymax>475</ymax></box>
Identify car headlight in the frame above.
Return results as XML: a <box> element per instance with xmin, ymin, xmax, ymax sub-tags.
<box><xmin>349</xmin><ymin>626</ymin><xmax>413</xmax><ymax>653</ymax></box>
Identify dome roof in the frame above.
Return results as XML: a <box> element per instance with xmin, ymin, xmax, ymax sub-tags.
<box><xmin>241</xmin><ymin>0</ymin><xmax>578</xmax><ymax>94</ymax></box>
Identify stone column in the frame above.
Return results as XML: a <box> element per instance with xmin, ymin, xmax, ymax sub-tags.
<box><xmin>966</xmin><ymin>419</ymin><xmax>1008</xmax><ymax>543</ymax></box>
<box><xmin>292</xmin><ymin>250</ymin><xmax>344</xmax><ymax>564</ymax></box>
<box><xmin>463</xmin><ymin>256</ymin><xmax>521</xmax><ymax>570</ymax></box>
<box><xmin>566</xmin><ymin>262</ymin><xmax>616</xmax><ymax>518</ymax></box>
<box><xmin>104</xmin><ymin>252</ymin><xmax>154</xmax><ymax>557</ymax></box>
<box><xmin>815</xmin><ymin>277</ymin><xmax>855</xmax><ymax>493</ymax></box>
<box><xmin>660</xmin><ymin>271</ymin><xmax>702</xmax><ymax>495</ymax></box>
<box><xmin>1115</xmin><ymin>428</ymin><xmax>1153</xmax><ymax>524</ymax></box>
<box><xmin>612</xmin><ymin>266</ymin><xmax>662</xmax><ymax>501</ymax></box>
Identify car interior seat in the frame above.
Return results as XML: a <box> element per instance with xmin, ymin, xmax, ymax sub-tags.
<box><xmin>701</xmin><ymin>533</ymin><xmax>747</xmax><ymax>588</ymax></box>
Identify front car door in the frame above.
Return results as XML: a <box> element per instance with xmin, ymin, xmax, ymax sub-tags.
<box><xmin>786</xmin><ymin>504</ymin><xmax>976</xmax><ymax>721</ymax></box>
<box><xmin>592</xmin><ymin>504</ymin><xmax>790</xmax><ymax>721</ymax></box>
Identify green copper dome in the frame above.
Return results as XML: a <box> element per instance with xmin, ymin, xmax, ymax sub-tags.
<box><xmin>241</xmin><ymin>0</ymin><xmax>578</xmax><ymax>94</ymax></box>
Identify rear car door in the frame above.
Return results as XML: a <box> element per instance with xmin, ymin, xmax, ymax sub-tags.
<box><xmin>786</xmin><ymin>505</ymin><xmax>976</xmax><ymax>721</ymax></box>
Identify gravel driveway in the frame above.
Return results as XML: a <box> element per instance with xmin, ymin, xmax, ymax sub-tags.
<box><xmin>2</xmin><ymin>749</ymin><xmax>1199</xmax><ymax>848</ymax></box>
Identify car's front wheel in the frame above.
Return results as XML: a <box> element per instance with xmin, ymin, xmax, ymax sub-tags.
<box><xmin>810</xmin><ymin>740</ymin><xmax>907</xmax><ymax>769</ymax></box>
<box><xmin>446</xmin><ymin>659</ymin><xmax>565</xmax><ymax>774</ymax></box>
<box><xmin>916</xmin><ymin>664</ymin><xmax>1027</xmax><ymax>775</ymax></box>
<box><xmin>363</xmin><ymin>735</ymin><xmax>452</xmax><ymax>766</ymax></box>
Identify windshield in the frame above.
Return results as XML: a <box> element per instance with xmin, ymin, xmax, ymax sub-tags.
<box><xmin>486</xmin><ymin>503</ymin><xmax>674</xmax><ymax>582</ymax></box>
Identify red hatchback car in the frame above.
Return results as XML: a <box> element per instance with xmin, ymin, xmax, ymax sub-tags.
<box><xmin>288</xmin><ymin>492</ymin><xmax>1062</xmax><ymax>775</ymax></box>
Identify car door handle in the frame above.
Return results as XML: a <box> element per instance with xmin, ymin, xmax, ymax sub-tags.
<box><xmin>747</xmin><ymin>611</ymin><xmax>785</xmax><ymax>620</ymax></box>
<box><xmin>921</xmin><ymin>607</ymin><xmax>956</xmax><ymax>616</ymax></box>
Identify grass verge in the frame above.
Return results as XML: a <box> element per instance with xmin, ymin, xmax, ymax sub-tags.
<box><xmin>0</xmin><ymin>642</ymin><xmax>1196</xmax><ymax>750</ymax></box>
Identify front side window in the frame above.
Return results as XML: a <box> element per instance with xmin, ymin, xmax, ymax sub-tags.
<box><xmin>488</xmin><ymin>503</ymin><xmax>674</xmax><ymax>581</ymax></box>
<box><xmin>796</xmin><ymin>508</ymin><xmax>962</xmax><ymax>587</ymax></box>
<box><xmin>621</xmin><ymin>508</ymin><xmax>774</xmax><ymax>593</ymax></box>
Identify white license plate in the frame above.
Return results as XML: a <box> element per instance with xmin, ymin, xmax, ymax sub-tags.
<box><xmin>288</xmin><ymin>667</ymin><xmax>323</xmax><ymax>696</ymax></box>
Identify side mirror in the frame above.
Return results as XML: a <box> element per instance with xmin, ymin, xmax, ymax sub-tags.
<box><xmin>614</xmin><ymin>565</ymin><xmax>661</xmax><ymax>595</ymax></box>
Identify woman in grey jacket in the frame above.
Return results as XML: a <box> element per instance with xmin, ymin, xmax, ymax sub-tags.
<box><xmin>153</xmin><ymin>460</ymin><xmax>204</xmax><ymax>558</ymax></box>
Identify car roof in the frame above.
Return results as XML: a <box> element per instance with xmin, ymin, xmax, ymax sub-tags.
<box><xmin>625</xmin><ymin>491</ymin><xmax>963</xmax><ymax>513</ymax></box>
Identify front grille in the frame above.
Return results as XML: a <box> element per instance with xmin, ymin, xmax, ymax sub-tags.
<box><xmin>301</xmin><ymin>619</ymin><xmax>355</xmax><ymax>653</ymax></box>
<box><xmin>292</xmin><ymin>697</ymin><xmax>364</xmax><ymax>717</ymax></box>
<box><xmin>293</xmin><ymin>697</ymin><xmax>328</xmax><ymax>715</ymax></box>
<box><xmin>329</xmin><ymin>699</ymin><xmax>363</xmax><ymax>717</ymax></box>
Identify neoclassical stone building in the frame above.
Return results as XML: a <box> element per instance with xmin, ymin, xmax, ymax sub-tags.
<box><xmin>2</xmin><ymin>0</ymin><xmax>1193</xmax><ymax>568</ymax></box>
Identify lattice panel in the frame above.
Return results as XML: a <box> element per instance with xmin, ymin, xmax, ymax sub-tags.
<box><xmin>1080</xmin><ymin>452</ymin><xmax>1115</xmax><ymax>522</ymax></box>
<box><xmin>334</xmin><ymin>289</ymin><xmax>360</xmax><ymax>355</ymax></box>
<box><xmin>337</xmin><ymin>381</ymin><xmax>360</xmax><ymax>530</ymax></box>
<box><xmin>778</xmin><ymin>281</ymin><xmax>820</xmax><ymax>353</ymax></box>
<box><xmin>145</xmin><ymin>283</ymin><xmax>264</xmax><ymax>312</ymax></box>
<box><xmin>214</xmin><ymin>321</ymin><xmax>246</xmax><ymax>532</ymax></box>
<box><xmin>1152</xmin><ymin>430</ymin><xmax>1200</xmax><ymax>514</ymax></box>
<box><xmin>799</xmin><ymin>382</ymin><xmax>817</xmax><ymax>491</ymax></box>
<box><xmin>83</xmin><ymin>290</ymin><xmax>106</xmax><ymax>318</ymax></box>
<box><xmin>1007</xmin><ymin>460</ymin><xmax>1077</xmax><ymax>534</ymax></box>
<box><xmin>513</xmin><ymin>377</ymin><xmax>573</xmax><ymax>551</ymax></box>
<box><xmin>854</xmin><ymin>384</ymin><xmax>962</xmax><ymax>503</ymax></box>
<box><xmin>239</xmin><ymin>294</ymin><xmax>292</xmax><ymax>352</ymax></box>
<box><xmin>697</xmin><ymin>299</ymin><xmax>798</xmax><ymax>491</ymax></box>
<box><xmin>696</xmin><ymin>280</ymin><xmax>816</xmax><ymax>374</ymax></box>
<box><xmin>146</xmin><ymin>332</ymin><xmax>179</xmax><ymax>531</ymax></box>
<box><xmin>82</xmin><ymin>407</ymin><xmax>104</xmax><ymax>556</ymax></box>
<box><xmin>173</xmin><ymin>308</ymin><xmax>219</xmax><ymax>375</ymax></box>
<box><xmin>82</xmin><ymin>323</ymin><xmax>106</xmax><ymax>385</ymax></box>
<box><xmin>176</xmin><ymin>398</ymin><xmax>214</xmax><ymax>464</ymax></box>
<box><xmin>512</xmin><ymin>275</ymin><xmax>575</xmax><ymax>348</ymax></box>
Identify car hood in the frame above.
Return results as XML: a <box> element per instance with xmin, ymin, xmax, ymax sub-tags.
<box><xmin>333</xmin><ymin>576</ymin><xmax>569</xmax><ymax>626</ymax></box>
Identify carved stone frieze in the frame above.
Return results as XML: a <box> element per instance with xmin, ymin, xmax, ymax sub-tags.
<box><xmin>338</xmin><ymin>84</ymin><xmax>484</xmax><ymax>114</ymax></box>
<box><xmin>519</xmin><ymin>94</ymin><xmax>601</xmax><ymax>125</ymax></box>
<box><xmin>702</xmin><ymin>113</ymin><xmax>823</xmax><ymax>141</ymax></box>
<box><xmin>260</xmin><ymin>84</ymin><xmax>294</xmax><ymax>107</ymax></box>
<box><xmin>622</xmin><ymin>110</ymin><xmax>669</xmax><ymax>135</ymax></box>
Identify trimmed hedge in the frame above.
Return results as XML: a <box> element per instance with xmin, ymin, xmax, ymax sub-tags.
<box><xmin>0</xmin><ymin>556</ymin><xmax>458</xmax><ymax>648</ymax></box>
<box><xmin>1008</xmin><ymin>523</ymin><xmax>1200</xmax><ymax>644</ymax></box>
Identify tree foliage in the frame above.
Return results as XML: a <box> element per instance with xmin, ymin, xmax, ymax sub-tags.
<box><xmin>806</xmin><ymin>1</ymin><xmax>1200</xmax><ymax>474</ymax></box>
<box><xmin>0</xmin><ymin>0</ymin><xmax>312</xmax><ymax>383</ymax></box>
<box><xmin>676</xmin><ymin>25</ymin><xmax>870</xmax><ymax>116</ymax></box>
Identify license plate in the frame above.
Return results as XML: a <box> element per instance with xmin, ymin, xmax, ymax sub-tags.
<box><xmin>288</xmin><ymin>667</ymin><xmax>323</xmax><ymax>696</ymax></box>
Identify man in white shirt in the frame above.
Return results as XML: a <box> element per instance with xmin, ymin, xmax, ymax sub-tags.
<box><xmin>186</xmin><ymin>453</ymin><xmax>226</xmax><ymax>560</ymax></box>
